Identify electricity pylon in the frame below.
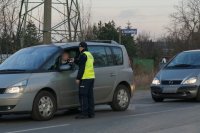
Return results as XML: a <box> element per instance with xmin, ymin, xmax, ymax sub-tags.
<box><xmin>17</xmin><ymin>0</ymin><xmax>82</xmax><ymax>47</ymax></box>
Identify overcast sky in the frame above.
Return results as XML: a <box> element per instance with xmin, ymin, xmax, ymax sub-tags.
<box><xmin>82</xmin><ymin>0</ymin><xmax>181</xmax><ymax>38</ymax></box>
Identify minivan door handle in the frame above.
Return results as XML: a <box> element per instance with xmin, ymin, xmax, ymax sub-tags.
<box><xmin>110</xmin><ymin>73</ymin><xmax>117</xmax><ymax>77</ymax></box>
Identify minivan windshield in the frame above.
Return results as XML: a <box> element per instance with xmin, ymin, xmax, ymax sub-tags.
<box><xmin>166</xmin><ymin>51</ymin><xmax>200</xmax><ymax>69</ymax></box>
<box><xmin>0</xmin><ymin>46</ymin><xmax>59</xmax><ymax>71</ymax></box>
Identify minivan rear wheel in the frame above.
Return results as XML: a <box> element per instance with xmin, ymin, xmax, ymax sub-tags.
<box><xmin>111</xmin><ymin>85</ymin><xmax>130</xmax><ymax>111</ymax></box>
<box><xmin>32</xmin><ymin>91</ymin><xmax>57</xmax><ymax>121</ymax></box>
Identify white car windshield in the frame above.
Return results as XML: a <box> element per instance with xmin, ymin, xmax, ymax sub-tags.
<box><xmin>166</xmin><ymin>51</ymin><xmax>200</xmax><ymax>69</ymax></box>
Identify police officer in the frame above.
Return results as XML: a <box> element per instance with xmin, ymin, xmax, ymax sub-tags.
<box><xmin>75</xmin><ymin>42</ymin><xmax>95</xmax><ymax>119</ymax></box>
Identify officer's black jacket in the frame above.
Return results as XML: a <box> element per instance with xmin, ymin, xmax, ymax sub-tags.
<box><xmin>76</xmin><ymin>50</ymin><xmax>87</xmax><ymax>80</ymax></box>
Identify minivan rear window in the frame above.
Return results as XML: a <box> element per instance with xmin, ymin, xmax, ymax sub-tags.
<box><xmin>105</xmin><ymin>47</ymin><xmax>115</xmax><ymax>66</ymax></box>
<box><xmin>88</xmin><ymin>45</ymin><xmax>123</xmax><ymax>67</ymax></box>
<box><xmin>88</xmin><ymin>46</ymin><xmax>108</xmax><ymax>67</ymax></box>
<box><xmin>111</xmin><ymin>47</ymin><xmax>123</xmax><ymax>65</ymax></box>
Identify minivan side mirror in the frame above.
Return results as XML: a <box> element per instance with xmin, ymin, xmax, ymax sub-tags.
<box><xmin>59</xmin><ymin>64</ymin><xmax>71</xmax><ymax>71</ymax></box>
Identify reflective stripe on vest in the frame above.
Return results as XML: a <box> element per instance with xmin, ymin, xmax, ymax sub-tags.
<box><xmin>82</xmin><ymin>51</ymin><xmax>95</xmax><ymax>79</ymax></box>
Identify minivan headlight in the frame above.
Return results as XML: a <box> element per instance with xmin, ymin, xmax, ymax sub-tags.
<box><xmin>182</xmin><ymin>77</ymin><xmax>197</xmax><ymax>85</ymax></box>
<box><xmin>5</xmin><ymin>80</ymin><xmax>28</xmax><ymax>94</ymax></box>
<box><xmin>152</xmin><ymin>78</ymin><xmax>160</xmax><ymax>85</ymax></box>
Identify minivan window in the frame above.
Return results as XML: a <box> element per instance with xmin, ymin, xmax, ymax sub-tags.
<box><xmin>166</xmin><ymin>51</ymin><xmax>200</xmax><ymax>69</ymax></box>
<box><xmin>42</xmin><ymin>53</ymin><xmax>60</xmax><ymax>71</ymax></box>
<box><xmin>0</xmin><ymin>46</ymin><xmax>59</xmax><ymax>71</ymax></box>
<box><xmin>88</xmin><ymin>46</ymin><xmax>107</xmax><ymax>67</ymax></box>
<box><xmin>105</xmin><ymin>47</ymin><xmax>114</xmax><ymax>66</ymax></box>
<box><xmin>43</xmin><ymin>48</ymin><xmax>80</xmax><ymax>71</ymax></box>
<box><xmin>112</xmin><ymin>47</ymin><xmax>123</xmax><ymax>65</ymax></box>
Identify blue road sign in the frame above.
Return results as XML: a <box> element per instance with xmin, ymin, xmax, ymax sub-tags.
<box><xmin>121</xmin><ymin>29</ymin><xmax>137</xmax><ymax>35</ymax></box>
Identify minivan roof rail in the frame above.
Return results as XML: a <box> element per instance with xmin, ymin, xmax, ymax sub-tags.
<box><xmin>88</xmin><ymin>40</ymin><xmax>120</xmax><ymax>45</ymax></box>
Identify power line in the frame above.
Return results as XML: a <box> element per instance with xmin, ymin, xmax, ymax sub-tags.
<box><xmin>18</xmin><ymin>0</ymin><xmax>82</xmax><ymax>47</ymax></box>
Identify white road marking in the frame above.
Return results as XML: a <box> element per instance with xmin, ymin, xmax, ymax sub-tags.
<box><xmin>4</xmin><ymin>106</ymin><xmax>200</xmax><ymax>133</ymax></box>
<box><xmin>132</xmin><ymin>103</ymin><xmax>164</xmax><ymax>107</ymax></box>
<box><xmin>124</xmin><ymin>106</ymin><xmax>200</xmax><ymax>118</ymax></box>
<box><xmin>5</xmin><ymin>124</ymin><xmax>70</xmax><ymax>133</ymax></box>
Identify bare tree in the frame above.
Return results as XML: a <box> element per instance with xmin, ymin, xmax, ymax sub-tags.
<box><xmin>136</xmin><ymin>32</ymin><xmax>163</xmax><ymax>65</ymax></box>
<box><xmin>80</xmin><ymin>0</ymin><xmax>96</xmax><ymax>40</ymax></box>
<box><xmin>0</xmin><ymin>0</ymin><xmax>19</xmax><ymax>56</ymax></box>
<box><xmin>167</xmin><ymin>0</ymin><xmax>200</xmax><ymax>50</ymax></box>
<box><xmin>137</xmin><ymin>32</ymin><xmax>153</xmax><ymax>58</ymax></box>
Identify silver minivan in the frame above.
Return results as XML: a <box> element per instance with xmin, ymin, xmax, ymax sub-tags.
<box><xmin>0</xmin><ymin>41</ymin><xmax>134</xmax><ymax>120</ymax></box>
<box><xmin>151</xmin><ymin>50</ymin><xmax>200</xmax><ymax>102</ymax></box>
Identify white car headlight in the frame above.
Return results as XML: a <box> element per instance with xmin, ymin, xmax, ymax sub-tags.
<box><xmin>152</xmin><ymin>78</ymin><xmax>160</xmax><ymax>85</ymax></box>
<box><xmin>5</xmin><ymin>80</ymin><xmax>28</xmax><ymax>94</ymax></box>
<box><xmin>182</xmin><ymin>77</ymin><xmax>197</xmax><ymax>85</ymax></box>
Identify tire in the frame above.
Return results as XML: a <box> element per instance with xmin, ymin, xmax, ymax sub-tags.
<box><xmin>152</xmin><ymin>95</ymin><xmax>164</xmax><ymax>102</ymax></box>
<box><xmin>32</xmin><ymin>91</ymin><xmax>57</xmax><ymax>121</ymax></box>
<box><xmin>196</xmin><ymin>89</ymin><xmax>200</xmax><ymax>102</ymax></box>
<box><xmin>111</xmin><ymin>84</ymin><xmax>131</xmax><ymax>111</ymax></box>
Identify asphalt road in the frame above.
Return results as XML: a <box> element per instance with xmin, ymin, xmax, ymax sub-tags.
<box><xmin>1</xmin><ymin>90</ymin><xmax>200</xmax><ymax>133</ymax></box>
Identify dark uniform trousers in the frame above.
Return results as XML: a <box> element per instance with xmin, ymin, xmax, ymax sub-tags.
<box><xmin>79</xmin><ymin>79</ymin><xmax>95</xmax><ymax>116</ymax></box>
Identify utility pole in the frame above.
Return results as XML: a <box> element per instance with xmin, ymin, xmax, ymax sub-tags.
<box><xmin>20</xmin><ymin>0</ymin><xmax>29</xmax><ymax>48</ymax></box>
<box><xmin>43</xmin><ymin>0</ymin><xmax>52</xmax><ymax>44</ymax></box>
<box><xmin>66</xmin><ymin>0</ymin><xmax>72</xmax><ymax>42</ymax></box>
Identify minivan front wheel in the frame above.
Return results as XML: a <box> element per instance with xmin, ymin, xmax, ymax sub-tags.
<box><xmin>32</xmin><ymin>91</ymin><xmax>57</xmax><ymax>121</ymax></box>
<box><xmin>111</xmin><ymin>85</ymin><xmax>130</xmax><ymax>111</ymax></box>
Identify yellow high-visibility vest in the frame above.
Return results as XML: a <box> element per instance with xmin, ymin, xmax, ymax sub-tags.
<box><xmin>82</xmin><ymin>51</ymin><xmax>95</xmax><ymax>79</ymax></box>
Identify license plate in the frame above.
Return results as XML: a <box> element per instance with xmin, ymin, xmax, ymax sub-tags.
<box><xmin>162</xmin><ymin>87</ymin><xmax>177</xmax><ymax>93</ymax></box>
